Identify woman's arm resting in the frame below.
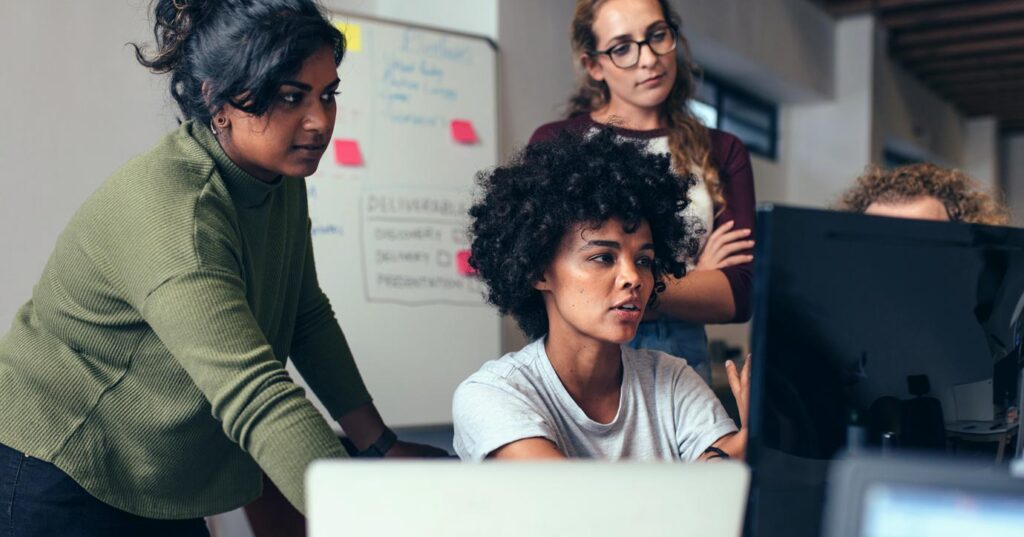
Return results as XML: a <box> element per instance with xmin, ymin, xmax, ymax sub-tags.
<box><xmin>650</xmin><ymin>269</ymin><xmax>737</xmax><ymax>323</ymax></box>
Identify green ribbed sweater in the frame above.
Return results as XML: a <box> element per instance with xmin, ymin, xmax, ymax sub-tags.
<box><xmin>0</xmin><ymin>121</ymin><xmax>370</xmax><ymax>518</ymax></box>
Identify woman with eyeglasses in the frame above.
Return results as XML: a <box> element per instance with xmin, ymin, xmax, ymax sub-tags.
<box><xmin>529</xmin><ymin>0</ymin><xmax>757</xmax><ymax>386</ymax></box>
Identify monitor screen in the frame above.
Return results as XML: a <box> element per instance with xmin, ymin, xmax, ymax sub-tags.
<box><xmin>746</xmin><ymin>206</ymin><xmax>1024</xmax><ymax>537</ymax></box>
<box><xmin>861</xmin><ymin>483</ymin><xmax>1024</xmax><ymax>537</ymax></box>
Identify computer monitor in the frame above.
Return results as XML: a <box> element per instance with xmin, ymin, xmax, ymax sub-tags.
<box><xmin>746</xmin><ymin>206</ymin><xmax>1024</xmax><ymax>537</ymax></box>
<box><xmin>822</xmin><ymin>454</ymin><xmax>1024</xmax><ymax>537</ymax></box>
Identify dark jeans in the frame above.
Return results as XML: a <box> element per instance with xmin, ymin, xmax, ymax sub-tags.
<box><xmin>0</xmin><ymin>442</ymin><xmax>209</xmax><ymax>537</ymax></box>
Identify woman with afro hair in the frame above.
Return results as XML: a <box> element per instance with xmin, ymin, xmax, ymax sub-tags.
<box><xmin>452</xmin><ymin>130</ymin><xmax>750</xmax><ymax>461</ymax></box>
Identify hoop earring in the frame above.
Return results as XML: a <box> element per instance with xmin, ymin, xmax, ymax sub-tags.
<box><xmin>211</xmin><ymin>115</ymin><xmax>229</xmax><ymax>135</ymax></box>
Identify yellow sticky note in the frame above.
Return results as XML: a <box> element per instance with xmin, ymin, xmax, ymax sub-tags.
<box><xmin>333</xmin><ymin>22</ymin><xmax>362</xmax><ymax>52</ymax></box>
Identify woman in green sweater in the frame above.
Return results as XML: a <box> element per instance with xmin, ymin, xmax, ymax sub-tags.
<box><xmin>0</xmin><ymin>1</ymin><xmax>443</xmax><ymax>535</ymax></box>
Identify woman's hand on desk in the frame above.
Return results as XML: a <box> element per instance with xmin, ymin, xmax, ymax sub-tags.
<box><xmin>338</xmin><ymin>403</ymin><xmax>451</xmax><ymax>457</ymax></box>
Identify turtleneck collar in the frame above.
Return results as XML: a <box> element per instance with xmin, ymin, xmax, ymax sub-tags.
<box><xmin>187</xmin><ymin>120</ymin><xmax>284</xmax><ymax>208</ymax></box>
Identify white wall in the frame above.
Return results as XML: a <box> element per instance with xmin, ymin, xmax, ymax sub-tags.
<box><xmin>1003</xmin><ymin>135</ymin><xmax>1024</xmax><ymax>228</ymax></box>
<box><xmin>326</xmin><ymin>0</ymin><xmax>497</xmax><ymax>40</ymax></box>
<box><xmin>782</xmin><ymin>15</ymin><xmax>876</xmax><ymax>208</ymax></box>
<box><xmin>872</xmin><ymin>29</ymin><xmax>965</xmax><ymax>167</ymax></box>
<box><xmin>0</xmin><ymin>1</ymin><xmax>177</xmax><ymax>331</ymax></box>
<box><xmin>964</xmin><ymin>117</ymin><xmax>1000</xmax><ymax>192</ymax></box>
<box><xmin>676</xmin><ymin>0</ymin><xmax>834</xmax><ymax>104</ymax></box>
<box><xmin>673</xmin><ymin>0</ymin><xmax>836</xmax><ymax>207</ymax></box>
<box><xmin>751</xmin><ymin>151</ymin><xmax>788</xmax><ymax>203</ymax></box>
<box><xmin>496</xmin><ymin>0</ymin><xmax>577</xmax><ymax>155</ymax></box>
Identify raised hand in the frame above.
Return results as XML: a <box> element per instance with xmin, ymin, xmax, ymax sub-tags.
<box><xmin>725</xmin><ymin>355</ymin><xmax>751</xmax><ymax>429</ymax></box>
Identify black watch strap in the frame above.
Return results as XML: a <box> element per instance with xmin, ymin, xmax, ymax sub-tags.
<box><xmin>703</xmin><ymin>446</ymin><xmax>730</xmax><ymax>460</ymax></box>
<box><xmin>357</xmin><ymin>427</ymin><xmax>398</xmax><ymax>458</ymax></box>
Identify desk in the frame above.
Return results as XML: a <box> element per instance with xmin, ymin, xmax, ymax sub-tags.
<box><xmin>946</xmin><ymin>420</ymin><xmax>1019</xmax><ymax>462</ymax></box>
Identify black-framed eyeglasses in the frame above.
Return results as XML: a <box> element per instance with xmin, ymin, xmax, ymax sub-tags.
<box><xmin>589</xmin><ymin>26</ymin><xmax>677</xmax><ymax>69</ymax></box>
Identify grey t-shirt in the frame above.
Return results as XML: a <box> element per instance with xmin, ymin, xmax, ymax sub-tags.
<box><xmin>452</xmin><ymin>338</ymin><xmax>738</xmax><ymax>461</ymax></box>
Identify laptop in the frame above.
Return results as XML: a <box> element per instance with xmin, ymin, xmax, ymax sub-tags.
<box><xmin>306</xmin><ymin>460</ymin><xmax>750</xmax><ymax>537</ymax></box>
<box><xmin>823</xmin><ymin>454</ymin><xmax>1024</xmax><ymax>537</ymax></box>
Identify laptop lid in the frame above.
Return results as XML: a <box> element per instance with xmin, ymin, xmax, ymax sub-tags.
<box><xmin>307</xmin><ymin>460</ymin><xmax>750</xmax><ymax>537</ymax></box>
<box><xmin>823</xmin><ymin>454</ymin><xmax>1024</xmax><ymax>537</ymax></box>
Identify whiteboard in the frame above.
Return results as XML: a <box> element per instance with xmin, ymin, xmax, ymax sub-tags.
<box><xmin>287</xmin><ymin>12</ymin><xmax>500</xmax><ymax>427</ymax></box>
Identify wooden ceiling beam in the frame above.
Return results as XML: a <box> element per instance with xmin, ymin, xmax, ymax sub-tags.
<box><xmin>812</xmin><ymin>0</ymin><xmax>1024</xmax><ymax>126</ymax></box>
<box><xmin>924</xmin><ymin>67</ymin><xmax>1024</xmax><ymax>85</ymax></box>
<box><xmin>932</xmin><ymin>79</ymin><xmax>1024</xmax><ymax>96</ymax></box>
<box><xmin>957</xmin><ymin>109</ymin><xmax>1024</xmax><ymax>119</ymax></box>
<box><xmin>890</xmin><ymin>17</ymin><xmax>1024</xmax><ymax>48</ymax></box>
<box><xmin>1000</xmin><ymin>120</ymin><xmax>1024</xmax><ymax>133</ymax></box>
<box><xmin>941</xmin><ymin>96</ymin><xmax>1024</xmax><ymax>111</ymax></box>
<box><xmin>954</xmin><ymin>104</ymin><xmax>1024</xmax><ymax>117</ymax></box>
<box><xmin>939</xmin><ymin>82</ymin><xmax>1024</xmax><ymax>95</ymax></box>
<box><xmin>880</xmin><ymin>1</ymin><xmax>1024</xmax><ymax>30</ymax></box>
<box><xmin>906</xmin><ymin>50</ymin><xmax>1024</xmax><ymax>74</ymax></box>
<box><xmin>956</xmin><ymin>99</ymin><xmax>1024</xmax><ymax>109</ymax></box>
<box><xmin>952</xmin><ymin>96</ymin><xmax>1024</xmax><ymax>108</ymax></box>
<box><xmin>816</xmin><ymin>0</ymin><xmax>963</xmax><ymax>17</ymax></box>
<box><xmin>896</xmin><ymin>35</ymin><xmax>1024</xmax><ymax>62</ymax></box>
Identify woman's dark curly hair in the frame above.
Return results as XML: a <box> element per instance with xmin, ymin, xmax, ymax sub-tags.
<box><xmin>469</xmin><ymin>129</ymin><xmax>699</xmax><ymax>339</ymax></box>
<box><xmin>132</xmin><ymin>0</ymin><xmax>345</xmax><ymax>125</ymax></box>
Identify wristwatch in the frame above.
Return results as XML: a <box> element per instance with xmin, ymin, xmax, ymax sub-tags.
<box><xmin>703</xmin><ymin>446</ymin><xmax>730</xmax><ymax>460</ymax></box>
<box><xmin>356</xmin><ymin>427</ymin><xmax>398</xmax><ymax>458</ymax></box>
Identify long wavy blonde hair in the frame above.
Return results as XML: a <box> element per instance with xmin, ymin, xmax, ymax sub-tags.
<box><xmin>568</xmin><ymin>0</ymin><xmax>724</xmax><ymax>211</ymax></box>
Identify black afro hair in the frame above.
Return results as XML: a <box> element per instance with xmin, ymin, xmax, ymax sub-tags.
<box><xmin>468</xmin><ymin>128</ymin><xmax>701</xmax><ymax>339</ymax></box>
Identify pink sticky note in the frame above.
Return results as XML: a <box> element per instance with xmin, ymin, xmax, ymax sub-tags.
<box><xmin>456</xmin><ymin>249</ymin><xmax>476</xmax><ymax>276</ymax></box>
<box><xmin>450</xmin><ymin>120</ymin><xmax>478</xmax><ymax>144</ymax></box>
<box><xmin>333</xmin><ymin>139</ymin><xmax>364</xmax><ymax>166</ymax></box>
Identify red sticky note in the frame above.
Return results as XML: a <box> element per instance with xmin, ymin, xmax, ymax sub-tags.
<box><xmin>456</xmin><ymin>249</ymin><xmax>476</xmax><ymax>276</ymax></box>
<box><xmin>450</xmin><ymin>119</ymin><xmax>478</xmax><ymax>144</ymax></box>
<box><xmin>333</xmin><ymin>139</ymin><xmax>364</xmax><ymax>166</ymax></box>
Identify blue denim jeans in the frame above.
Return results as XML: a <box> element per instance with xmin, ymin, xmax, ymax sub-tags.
<box><xmin>0</xmin><ymin>442</ymin><xmax>209</xmax><ymax>537</ymax></box>
<box><xmin>628</xmin><ymin>318</ymin><xmax>711</xmax><ymax>385</ymax></box>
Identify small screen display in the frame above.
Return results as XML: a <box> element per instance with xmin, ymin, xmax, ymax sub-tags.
<box><xmin>862</xmin><ymin>483</ymin><xmax>1024</xmax><ymax>537</ymax></box>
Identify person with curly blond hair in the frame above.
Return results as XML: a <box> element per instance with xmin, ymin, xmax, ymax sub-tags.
<box><xmin>838</xmin><ymin>163</ymin><xmax>1010</xmax><ymax>225</ymax></box>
